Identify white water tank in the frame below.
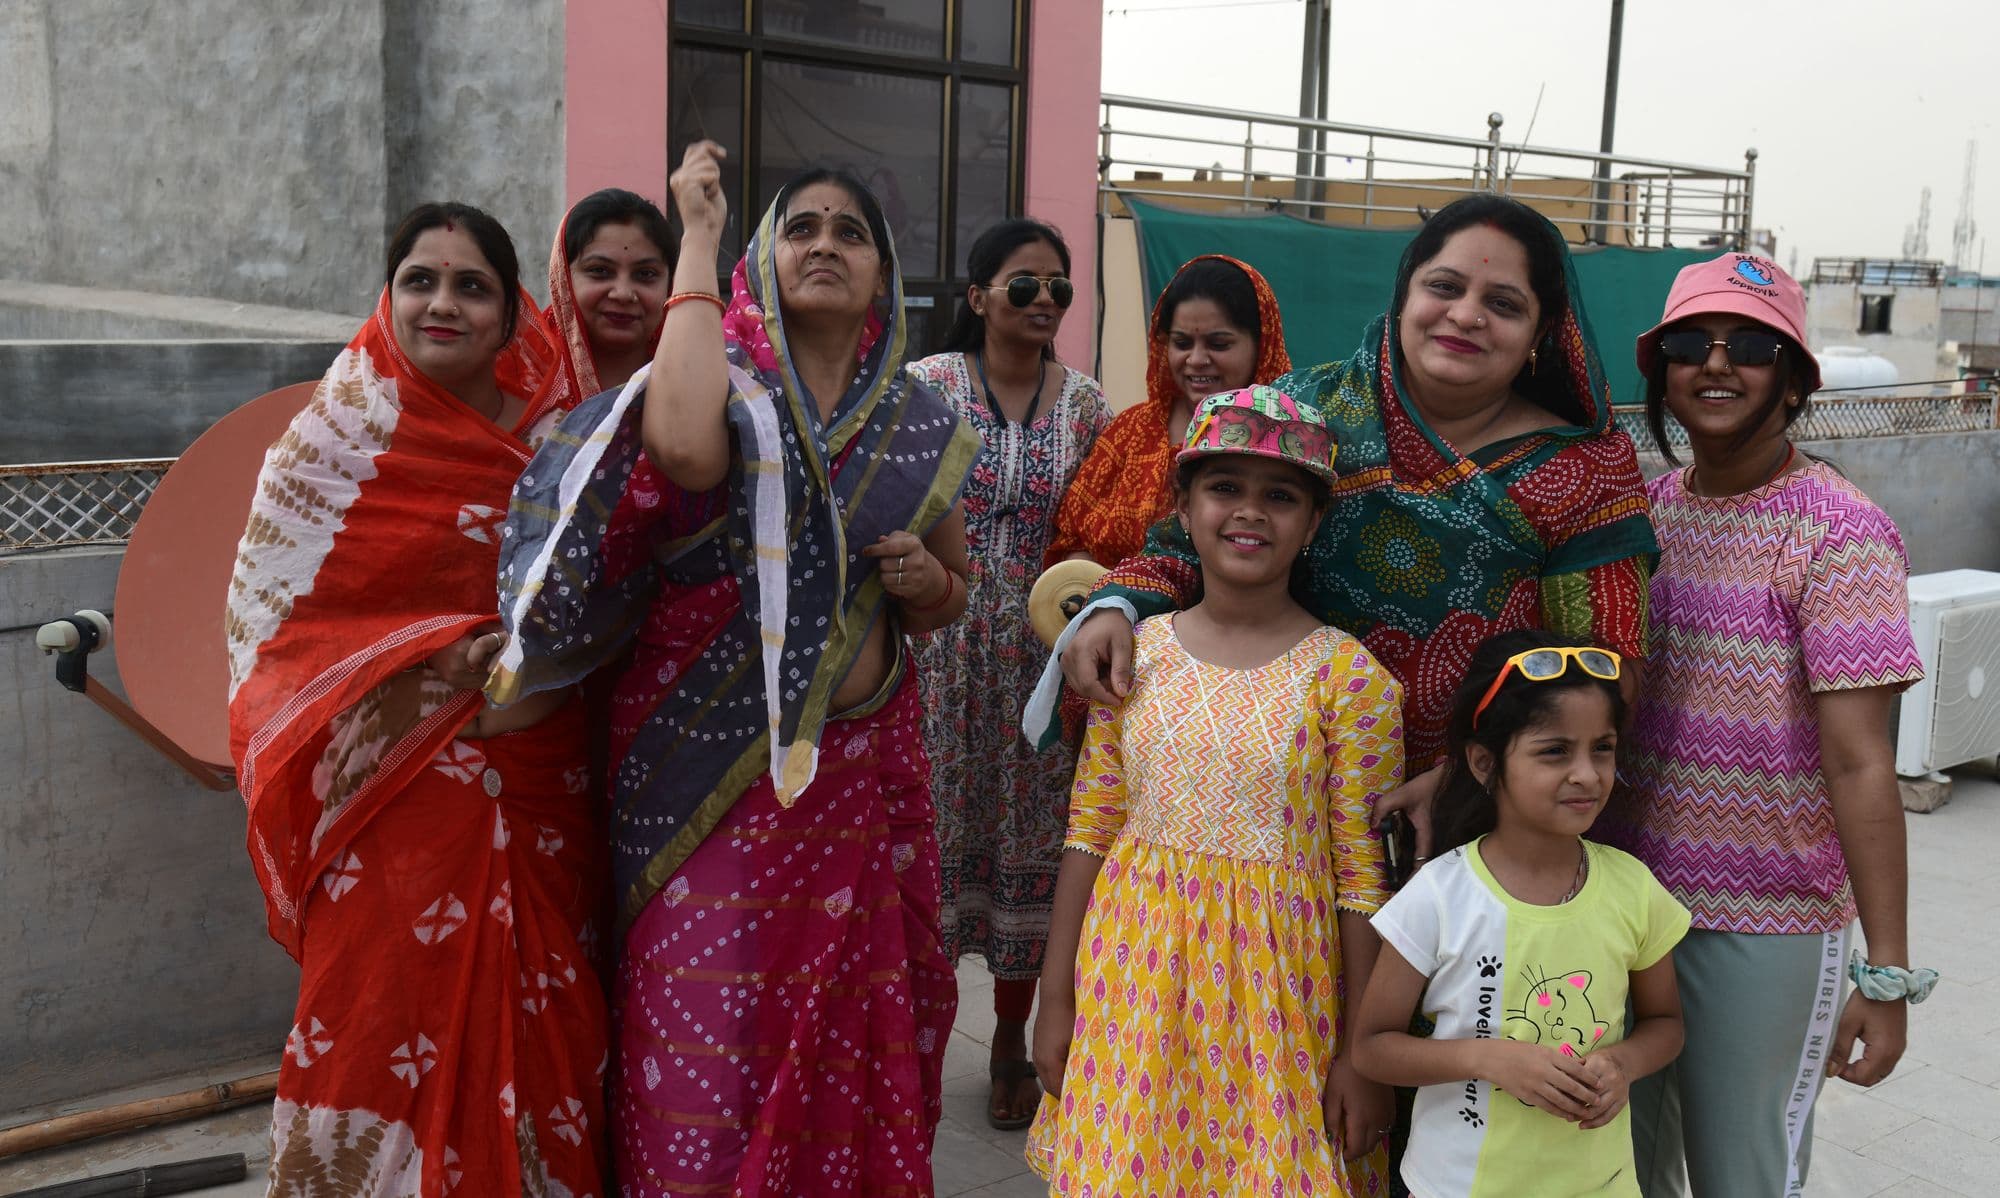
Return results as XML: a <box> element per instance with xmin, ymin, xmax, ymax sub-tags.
<box><xmin>1816</xmin><ymin>346</ymin><xmax>1899</xmax><ymax>392</ymax></box>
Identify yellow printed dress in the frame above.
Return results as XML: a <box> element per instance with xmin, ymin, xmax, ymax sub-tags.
<box><xmin>1029</xmin><ymin>617</ymin><xmax>1401</xmax><ymax>1197</ymax></box>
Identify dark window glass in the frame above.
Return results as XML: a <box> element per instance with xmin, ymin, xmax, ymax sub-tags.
<box><xmin>762</xmin><ymin>0</ymin><xmax>946</xmax><ymax>58</ymax></box>
<box><xmin>953</xmin><ymin>82</ymin><xmax>1015</xmax><ymax>276</ymax></box>
<box><xmin>958</xmin><ymin>0</ymin><xmax>1015</xmax><ymax>65</ymax></box>
<box><xmin>669</xmin><ymin>46</ymin><xmax>748</xmax><ymax>260</ymax></box>
<box><xmin>676</xmin><ymin>0</ymin><xmax>746</xmax><ymax>31</ymax></box>
<box><xmin>760</xmin><ymin>61</ymin><xmax>943</xmax><ymax>277</ymax></box>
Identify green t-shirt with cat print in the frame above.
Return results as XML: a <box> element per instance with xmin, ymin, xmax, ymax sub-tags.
<box><xmin>1372</xmin><ymin>837</ymin><xmax>1689</xmax><ymax>1197</ymax></box>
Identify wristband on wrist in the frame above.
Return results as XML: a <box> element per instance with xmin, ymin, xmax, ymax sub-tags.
<box><xmin>665</xmin><ymin>291</ymin><xmax>726</xmax><ymax>315</ymax></box>
<box><xmin>1847</xmin><ymin>951</ymin><xmax>1939</xmax><ymax>1004</ymax></box>
<box><xmin>909</xmin><ymin>567</ymin><xmax>957</xmax><ymax>614</ymax></box>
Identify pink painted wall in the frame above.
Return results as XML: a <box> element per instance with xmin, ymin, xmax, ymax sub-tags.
<box><xmin>1024</xmin><ymin>4</ymin><xmax>1103</xmax><ymax>367</ymax></box>
<box><xmin>563</xmin><ymin>0</ymin><xmax>671</xmax><ymax>212</ymax></box>
<box><xmin>562</xmin><ymin>3</ymin><xmax>1103</xmax><ymax>362</ymax></box>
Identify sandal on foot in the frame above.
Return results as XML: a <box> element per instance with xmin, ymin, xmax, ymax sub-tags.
<box><xmin>987</xmin><ymin>1057</ymin><xmax>1040</xmax><ymax>1131</ymax></box>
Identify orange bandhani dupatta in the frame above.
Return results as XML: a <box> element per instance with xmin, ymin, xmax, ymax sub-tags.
<box><xmin>544</xmin><ymin>209</ymin><xmax>606</xmax><ymax>401</ymax></box>
<box><xmin>1044</xmin><ymin>254</ymin><xmax>1289</xmax><ymax>569</ymax></box>
<box><xmin>225</xmin><ymin>288</ymin><xmax>572</xmax><ymax>957</ymax></box>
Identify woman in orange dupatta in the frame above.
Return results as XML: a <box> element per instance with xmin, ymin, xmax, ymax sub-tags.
<box><xmin>544</xmin><ymin>187</ymin><xmax>676</xmax><ymax>399</ymax></box>
<box><xmin>227</xmin><ymin>203</ymin><xmax>606</xmax><ymax>1197</ymax></box>
<box><xmin>1044</xmin><ymin>254</ymin><xmax>1290</xmax><ymax>569</ymax></box>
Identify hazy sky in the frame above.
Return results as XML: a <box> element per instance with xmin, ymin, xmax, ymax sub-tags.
<box><xmin>1100</xmin><ymin>0</ymin><xmax>1998</xmax><ymax>275</ymax></box>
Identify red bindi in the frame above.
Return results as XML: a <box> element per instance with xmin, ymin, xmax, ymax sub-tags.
<box><xmin>445</xmin><ymin>220</ymin><xmax>455</xmax><ymax>232</ymax></box>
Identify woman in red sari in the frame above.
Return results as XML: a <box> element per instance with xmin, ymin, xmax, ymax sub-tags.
<box><xmin>1044</xmin><ymin>254</ymin><xmax>1291</xmax><ymax>568</ymax></box>
<box><xmin>491</xmin><ymin>143</ymin><xmax>979</xmax><ymax>1196</ymax></box>
<box><xmin>227</xmin><ymin>202</ymin><xmax>605</xmax><ymax>1196</ymax></box>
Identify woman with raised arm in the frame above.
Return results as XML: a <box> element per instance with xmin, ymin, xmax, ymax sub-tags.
<box><xmin>490</xmin><ymin>142</ymin><xmax>980</xmax><ymax>1196</ymax></box>
<box><xmin>227</xmin><ymin>202</ymin><xmax>603</xmax><ymax>1195</ymax></box>
<box><xmin>1034</xmin><ymin>195</ymin><xmax>1657</xmax><ymax>861</ymax></box>
<box><xmin>543</xmin><ymin>186</ymin><xmax>676</xmax><ymax>397</ymax></box>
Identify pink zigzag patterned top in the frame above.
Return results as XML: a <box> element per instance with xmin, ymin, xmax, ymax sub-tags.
<box><xmin>1602</xmin><ymin>459</ymin><xmax>1922</xmax><ymax>935</ymax></box>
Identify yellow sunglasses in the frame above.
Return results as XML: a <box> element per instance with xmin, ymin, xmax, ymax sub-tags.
<box><xmin>1471</xmin><ymin>647</ymin><xmax>1622</xmax><ymax>730</ymax></box>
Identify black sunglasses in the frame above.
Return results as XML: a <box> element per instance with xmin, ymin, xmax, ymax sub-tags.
<box><xmin>987</xmin><ymin>275</ymin><xmax>1074</xmax><ymax>309</ymax></box>
<box><xmin>1658</xmin><ymin>329</ymin><xmax>1783</xmax><ymax>368</ymax></box>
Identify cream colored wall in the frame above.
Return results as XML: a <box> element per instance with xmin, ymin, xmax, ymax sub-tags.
<box><xmin>1097</xmin><ymin>216</ymin><xmax>1149</xmax><ymax>412</ymax></box>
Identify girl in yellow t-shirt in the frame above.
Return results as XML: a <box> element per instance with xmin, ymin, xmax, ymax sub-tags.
<box><xmin>1350</xmin><ymin>630</ymin><xmax>1688</xmax><ymax>1197</ymax></box>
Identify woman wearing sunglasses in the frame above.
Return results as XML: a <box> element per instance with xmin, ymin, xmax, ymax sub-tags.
<box><xmin>908</xmin><ymin>218</ymin><xmax>1111</xmax><ymax>1129</ymax></box>
<box><xmin>1046</xmin><ymin>254</ymin><xmax>1292</xmax><ymax>569</ymax></box>
<box><xmin>1599</xmin><ymin>253</ymin><xmax>1930</xmax><ymax>1197</ymax></box>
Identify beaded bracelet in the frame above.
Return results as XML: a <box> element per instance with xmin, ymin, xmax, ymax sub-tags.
<box><xmin>909</xmin><ymin>568</ymin><xmax>957</xmax><ymax>614</ymax></box>
<box><xmin>665</xmin><ymin>291</ymin><xmax>726</xmax><ymax>314</ymax></box>
<box><xmin>1848</xmin><ymin>950</ymin><xmax>1940</xmax><ymax>1004</ymax></box>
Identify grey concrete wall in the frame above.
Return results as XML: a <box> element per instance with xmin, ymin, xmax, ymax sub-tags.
<box><xmin>0</xmin><ymin>280</ymin><xmax>359</xmax><ymax>340</ymax></box>
<box><xmin>0</xmin><ymin>0</ymin><xmax>564</xmax><ymax>316</ymax></box>
<box><xmin>385</xmin><ymin>0</ymin><xmax>567</xmax><ymax>306</ymax></box>
<box><xmin>1640</xmin><ymin>430</ymin><xmax>2000</xmax><ymax>576</ymax></box>
<box><xmin>3</xmin><ymin>340</ymin><xmax>344</xmax><ymax>464</ymax></box>
<box><xmin>1798</xmin><ymin>431</ymin><xmax>2000</xmax><ymax>576</ymax></box>
<box><xmin>0</xmin><ymin>546</ymin><xmax>296</xmax><ymax>1118</ymax></box>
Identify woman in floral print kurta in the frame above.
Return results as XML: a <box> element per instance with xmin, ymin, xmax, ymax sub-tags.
<box><xmin>909</xmin><ymin>217</ymin><xmax>1110</xmax><ymax>1127</ymax></box>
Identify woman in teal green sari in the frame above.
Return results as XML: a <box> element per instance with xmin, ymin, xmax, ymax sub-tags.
<box><xmin>1034</xmin><ymin>195</ymin><xmax>1656</xmax><ymax>852</ymax></box>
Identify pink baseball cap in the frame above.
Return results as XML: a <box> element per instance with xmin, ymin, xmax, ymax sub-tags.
<box><xmin>1635</xmin><ymin>253</ymin><xmax>1820</xmax><ymax>393</ymax></box>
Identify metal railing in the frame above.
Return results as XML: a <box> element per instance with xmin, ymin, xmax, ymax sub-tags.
<box><xmin>1099</xmin><ymin>93</ymin><xmax>1756</xmax><ymax>249</ymax></box>
<box><xmin>1809</xmin><ymin>259</ymin><xmax>1946</xmax><ymax>287</ymax></box>
<box><xmin>0</xmin><ymin>460</ymin><xmax>172</xmax><ymax>554</ymax></box>
<box><xmin>1617</xmin><ymin>393</ymin><xmax>2000</xmax><ymax>454</ymax></box>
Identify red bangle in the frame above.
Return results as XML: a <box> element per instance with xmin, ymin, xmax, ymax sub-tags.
<box><xmin>665</xmin><ymin>291</ymin><xmax>726</xmax><ymax>314</ymax></box>
<box><xmin>910</xmin><ymin>568</ymin><xmax>957</xmax><ymax>614</ymax></box>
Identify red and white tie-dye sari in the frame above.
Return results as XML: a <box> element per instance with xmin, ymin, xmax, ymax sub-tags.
<box><xmin>226</xmin><ymin>289</ymin><xmax>606</xmax><ymax>1196</ymax></box>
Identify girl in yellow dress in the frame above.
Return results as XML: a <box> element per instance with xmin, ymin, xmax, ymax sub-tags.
<box><xmin>1030</xmin><ymin>384</ymin><xmax>1400</xmax><ymax>1196</ymax></box>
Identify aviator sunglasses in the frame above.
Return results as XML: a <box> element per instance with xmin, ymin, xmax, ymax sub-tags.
<box><xmin>1658</xmin><ymin>329</ymin><xmax>1784</xmax><ymax>368</ymax></box>
<box><xmin>1471</xmin><ymin>646</ymin><xmax>1623</xmax><ymax>730</ymax></box>
<box><xmin>985</xmin><ymin>274</ymin><xmax>1075</xmax><ymax>309</ymax></box>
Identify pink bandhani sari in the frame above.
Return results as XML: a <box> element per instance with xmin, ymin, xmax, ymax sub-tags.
<box><xmin>491</xmin><ymin>194</ymin><xmax>979</xmax><ymax>1195</ymax></box>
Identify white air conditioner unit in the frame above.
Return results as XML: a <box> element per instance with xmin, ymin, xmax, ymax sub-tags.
<box><xmin>1896</xmin><ymin>569</ymin><xmax>2000</xmax><ymax>777</ymax></box>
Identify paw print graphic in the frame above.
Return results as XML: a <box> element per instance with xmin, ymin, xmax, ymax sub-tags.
<box><xmin>1477</xmin><ymin>955</ymin><xmax>1501</xmax><ymax>978</ymax></box>
<box><xmin>1459</xmin><ymin>1107</ymin><xmax>1485</xmax><ymax>1128</ymax></box>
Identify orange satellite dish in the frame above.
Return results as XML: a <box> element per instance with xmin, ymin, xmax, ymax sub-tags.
<box><xmin>114</xmin><ymin>382</ymin><xmax>316</xmax><ymax>767</ymax></box>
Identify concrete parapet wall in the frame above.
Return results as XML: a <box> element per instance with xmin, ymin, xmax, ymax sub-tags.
<box><xmin>3</xmin><ymin>339</ymin><xmax>342</xmax><ymax>464</ymax></box>
<box><xmin>0</xmin><ymin>0</ymin><xmax>562</xmax><ymax>316</ymax></box>
<box><xmin>0</xmin><ymin>280</ymin><xmax>359</xmax><ymax>341</ymax></box>
<box><xmin>0</xmin><ymin>546</ymin><xmax>295</xmax><ymax>1119</ymax></box>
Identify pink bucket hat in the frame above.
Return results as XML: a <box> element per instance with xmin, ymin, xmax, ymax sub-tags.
<box><xmin>1177</xmin><ymin>384</ymin><xmax>1337</xmax><ymax>484</ymax></box>
<box><xmin>1634</xmin><ymin>253</ymin><xmax>1821</xmax><ymax>393</ymax></box>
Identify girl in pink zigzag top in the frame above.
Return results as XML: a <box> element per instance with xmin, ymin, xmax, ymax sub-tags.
<box><xmin>1350</xmin><ymin>630</ymin><xmax>1690</xmax><ymax>1198</ymax></box>
<box><xmin>1597</xmin><ymin>253</ymin><xmax>1936</xmax><ymax>1198</ymax></box>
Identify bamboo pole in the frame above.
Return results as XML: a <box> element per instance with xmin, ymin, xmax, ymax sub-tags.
<box><xmin>0</xmin><ymin>1072</ymin><xmax>277</xmax><ymax>1161</ymax></box>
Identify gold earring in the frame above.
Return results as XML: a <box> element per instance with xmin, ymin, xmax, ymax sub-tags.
<box><xmin>1529</xmin><ymin>348</ymin><xmax>1539</xmax><ymax>373</ymax></box>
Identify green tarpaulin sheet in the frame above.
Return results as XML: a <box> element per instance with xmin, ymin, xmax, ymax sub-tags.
<box><xmin>1125</xmin><ymin>197</ymin><xmax>1714</xmax><ymax>407</ymax></box>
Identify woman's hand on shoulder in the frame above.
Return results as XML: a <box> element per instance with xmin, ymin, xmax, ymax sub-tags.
<box><xmin>1060</xmin><ymin>609</ymin><xmax>1136</xmax><ymax>705</ymax></box>
<box><xmin>670</xmin><ymin>141</ymin><xmax>729</xmax><ymax>245</ymax></box>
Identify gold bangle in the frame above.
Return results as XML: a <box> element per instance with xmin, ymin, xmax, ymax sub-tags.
<box><xmin>664</xmin><ymin>291</ymin><xmax>726</xmax><ymax>314</ymax></box>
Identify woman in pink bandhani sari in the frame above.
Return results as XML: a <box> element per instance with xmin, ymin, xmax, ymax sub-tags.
<box><xmin>490</xmin><ymin>144</ymin><xmax>980</xmax><ymax>1196</ymax></box>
